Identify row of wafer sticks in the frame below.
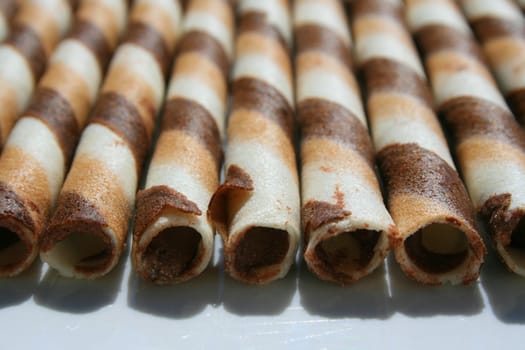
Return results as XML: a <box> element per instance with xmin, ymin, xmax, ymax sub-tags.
<box><xmin>1</xmin><ymin>0</ymin><xmax>525</xmax><ymax>286</ymax></box>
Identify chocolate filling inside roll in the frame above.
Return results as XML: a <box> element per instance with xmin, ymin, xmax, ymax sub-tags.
<box><xmin>511</xmin><ymin>218</ymin><xmax>525</xmax><ymax>249</ymax></box>
<box><xmin>44</xmin><ymin>232</ymin><xmax>113</xmax><ymax>274</ymax></box>
<box><xmin>504</xmin><ymin>217</ymin><xmax>525</xmax><ymax>265</ymax></box>
<box><xmin>0</xmin><ymin>228</ymin><xmax>29</xmax><ymax>267</ymax></box>
<box><xmin>314</xmin><ymin>230</ymin><xmax>381</xmax><ymax>276</ymax></box>
<box><xmin>234</xmin><ymin>227</ymin><xmax>289</xmax><ymax>276</ymax></box>
<box><xmin>404</xmin><ymin>224</ymin><xmax>469</xmax><ymax>274</ymax></box>
<box><xmin>141</xmin><ymin>227</ymin><xmax>202</xmax><ymax>282</ymax></box>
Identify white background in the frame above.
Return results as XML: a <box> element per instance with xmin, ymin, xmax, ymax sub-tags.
<box><xmin>1</xmin><ymin>235</ymin><xmax>524</xmax><ymax>349</ymax></box>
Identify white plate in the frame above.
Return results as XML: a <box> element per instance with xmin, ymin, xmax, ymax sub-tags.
<box><xmin>1</xmin><ymin>235</ymin><xmax>524</xmax><ymax>350</ymax></box>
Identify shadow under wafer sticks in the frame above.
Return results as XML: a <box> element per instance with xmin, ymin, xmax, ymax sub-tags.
<box><xmin>127</xmin><ymin>261</ymin><xmax>222</xmax><ymax>319</ymax></box>
<box><xmin>460</xmin><ymin>0</ymin><xmax>525</xmax><ymax>124</ymax></box>
<box><xmin>387</xmin><ymin>254</ymin><xmax>484</xmax><ymax>316</ymax></box>
<box><xmin>207</xmin><ymin>0</ymin><xmax>301</xmax><ymax>285</ymax></box>
<box><xmin>222</xmin><ymin>262</ymin><xmax>297</xmax><ymax>316</ymax></box>
<box><xmin>294</xmin><ymin>0</ymin><xmax>396</xmax><ymax>285</ymax></box>
<box><xmin>299</xmin><ymin>260</ymin><xmax>392</xmax><ymax>319</ymax></box>
<box><xmin>0</xmin><ymin>259</ymin><xmax>42</xmax><ymax>309</ymax></box>
<box><xmin>40</xmin><ymin>0</ymin><xmax>183</xmax><ymax>280</ymax></box>
<box><xmin>480</xmin><ymin>248</ymin><xmax>525</xmax><ymax>324</ymax></box>
<box><xmin>0</xmin><ymin>0</ymin><xmax>19</xmax><ymax>42</ymax></box>
<box><xmin>0</xmin><ymin>0</ymin><xmax>127</xmax><ymax>278</ymax></box>
<box><xmin>132</xmin><ymin>0</ymin><xmax>234</xmax><ymax>285</ymax></box>
<box><xmin>34</xmin><ymin>243</ymin><xmax>128</xmax><ymax>314</ymax></box>
<box><xmin>407</xmin><ymin>0</ymin><xmax>525</xmax><ymax>277</ymax></box>
<box><xmin>350</xmin><ymin>0</ymin><xmax>486</xmax><ymax>285</ymax></box>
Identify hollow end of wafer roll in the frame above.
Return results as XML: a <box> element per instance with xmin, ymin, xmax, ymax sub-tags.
<box><xmin>208</xmin><ymin>165</ymin><xmax>298</xmax><ymax>284</ymax></box>
<box><xmin>304</xmin><ymin>226</ymin><xmax>392</xmax><ymax>285</ymax></box>
<box><xmin>0</xmin><ymin>184</ymin><xmax>41</xmax><ymax>277</ymax></box>
<box><xmin>133</xmin><ymin>186</ymin><xmax>214</xmax><ymax>284</ymax></box>
<box><xmin>40</xmin><ymin>223</ymin><xmax>120</xmax><ymax>279</ymax></box>
<box><xmin>133</xmin><ymin>226</ymin><xmax>205</xmax><ymax>285</ymax></box>
<box><xmin>481</xmin><ymin>194</ymin><xmax>525</xmax><ymax>276</ymax></box>
<box><xmin>225</xmin><ymin>226</ymin><xmax>294</xmax><ymax>285</ymax></box>
<box><xmin>132</xmin><ymin>221</ymin><xmax>212</xmax><ymax>285</ymax></box>
<box><xmin>394</xmin><ymin>219</ymin><xmax>486</xmax><ymax>285</ymax></box>
<box><xmin>0</xmin><ymin>219</ymin><xmax>38</xmax><ymax>277</ymax></box>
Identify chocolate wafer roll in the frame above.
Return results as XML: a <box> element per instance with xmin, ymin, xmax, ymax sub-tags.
<box><xmin>460</xmin><ymin>0</ymin><xmax>525</xmax><ymax>124</ymax></box>
<box><xmin>40</xmin><ymin>0</ymin><xmax>182</xmax><ymax>279</ymax></box>
<box><xmin>132</xmin><ymin>0</ymin><xmax>233</xmax><ymax>284</ymax></box>
<box><xmin>0</xmin><ymin>0</ymin><xmax>74</xmax><ymax>147</ymax></box>
<box><xmin>294</xmin><ymin>0</ymin><xmax>396</xmax><ymax>285</ymax></box>
<box><xmin>207</xmin><ymin>0</ymin><xmax>300</xmax><ymax>284</ymax></box>
<box><xmin>407</xmin><ymin>0</ymin><xmax>525</xmax><ymax>276</ymax></box>
<box><xmin>0</xmin><ymin>0</ymin><xmax>19</xmax><ymax>42</ymax></box>
<box><xmin>0</xmin><ymin>0</ymin><xmax>127</xmax><ymax>278</ymax></box>
<box><xmin>350</xmin><ymin>0</ymin><xmax>486</xmax><ymax>285</ymax></box>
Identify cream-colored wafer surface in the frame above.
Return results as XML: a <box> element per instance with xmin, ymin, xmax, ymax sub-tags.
<box><xmin>132</xmin><ymin>0</ymin><xmax>233</xmax><ymax>285</ymax></box>
<box><xmin>207</xmin><ymin>0</ymin><xmax>300</xmax><ymax>284</ymax></box>
<box><xmin>40</xmin><ymin>0</ymin><xmax>182</xmax><ymax>279</ymax></box>
<box><xmin>460</xmin><ymin>0</ymin><xmax>525</xmax><ymax>124</ymax></box>
<box><xmin>0</xmin><ymin>0</ymin><xmax>74</xmax><ymax>147</ymax></box>
<box><xmin>351</xmin><ymin>0</ymin><xmax>486</xmax><ymax>285</ymax></box>
<box><xmin>0</xmin><ymin>0</ymin><xmax>126</xmax><ymax>277</ymax></box>
<box><xmin>407</xmin><ymin>0</ymin><xmax>525</xmax><ymax>276</ymax></box>
<box><xmin>294</xmin><ymin>0</ymin><xmax>396</xmax><ymax>285</ymax></box>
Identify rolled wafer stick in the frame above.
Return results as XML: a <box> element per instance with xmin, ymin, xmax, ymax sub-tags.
<box><xmin>0</xmin><ymin>0</ymin><xmax>74</xmax><ymax>147</ymax></box>
<box><xmin>459</xmin><ymin>0</ymin><xmax>525</xmax><ymax>124</ymax></box>
<box><xmin>0</xmin><ymin>0</ymin><xmax>19</xmax><ymax>42</ymax></box>
<box><xmin>407</xmin><ymin>0</ymin><xmax>525</xmax><ymax>276</ymax></box>
<box><xmin>132</xmin><ymin>0</ymin><xmax>233</xmax><ymax>284</ymax></box>
<box><xmin>350</xmin><ymin>0</ymin><xmax>486</xmax><ymax>285</ymax></box>
<box><xmin>294</xmin><ymin>0</ymin><xmax>396</xmax><ymax>285</ymax></box>
<box><xmin>207</xmin><ymin>0</ymin><xmax>300</xmax><ymax>284</ymax></box>
<box><xmin>40</xmin><ymin>0</ymin><xmax>182</xmax><ymax>279</ymax></box>
<box><xmin>0</xmin><ymin>0</ymin><xmax>127</xmax><ymax>278</ymax></box>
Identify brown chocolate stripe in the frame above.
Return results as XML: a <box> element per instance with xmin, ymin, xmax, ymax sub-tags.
<box><xmin>207</xmin><ymin>164</ymin><xmax>254</xmax><ymax>237</ymax></box>
<box><xmin>40</xmin><ymin>191</ymin><xmax>110</xmax><ymax>252</ymax></box>
<box><xmin>360</xmin><ymin>57</ymin><xmax>434</xmax><ymax>110</ymax></box>
<box><xmin>506</xmin><ymin>88</ymin><xmax>525</xmax><ymax>124</ymax></box>
<box><xmin>176</xmin><ymin>30</ymin><xmax>229</xmax><ymax>79</ymax></box>
<box><xmin>0</xmin><ymin>182</ymin><xmax>36</xmax><ymax>233</ymax></box>
<box><xmin>162</xmin><ymin>97</ymin><xmax>222</xmax><ymax>168</ymax></box>
<box><xmin>68</xmin><ymin>19</ymin><xmax>112</xmax><ymax>71</ymax></box>
<box><xmin>134</xmin><ymin>185</ymin><xmax>202</xmax><ymax>238</ymax></box>
<box><xmin>0</xmin><ymin>0</ymin><xmax>18</xmax><ymax>19</ymax></box>
<box><xmin>350</xmin><ymin>0</ymin><xmax>403</xmax><ymax>23</ymax></box>
<box><xmin>68</xmin><ymin>0</ymin><xmax>80</xmax><ymax>11</ymax></box>
<box><xmin>239</xmin><ymin>11</ymin><xmax>288</xmax><ymax>53</ymax></box>
<box><xmin>414</xmin><ymin>24</ymin><xmax>486</xmax><ymax>65</ymax></box>
<box><xmin>232</xmin><ymin>77</ymin><xmax>294</xmax><ymax>142</ymax></box>
<box><xmin>480</xmin><ymin>193</ymin><xmax>524</xmax><ymax>244</ymax></box>
<box><xmin>124</xmin><ymin>21</ymin><xmax>171</xmax><ymax>76</ymax></box>
<box><xmin>298</xmin><ymin>98</ymin><xmax>374</xmax><ymax>166</ymax></box>
<box><xmin>470</xmin><ymin>16</ymin><xmax>525</xmax><ymax>42</ymax></box>
<box><xmin>295</xmin><ymin>23</ymin><xmax>352</xmax><ymax>70</ymax></box>
<box><xmin>302</xmin><ymin>200</ymin><xmax>351</xmax><ymax>241</ymax></box>
<box><xmin>6</xmin><ymin>23</ymin><xmax>47</xmax><ymax>79</ymax></box>
<box><xmin>24</xmin><ymin>87</ymin><xmax>79</xmax><ymax>163</ymax></box>
<box><xmin>90</xmin><ymin>92</ymin><xmax>149</xmax><ymax>171</ymax></box>
<box><xmin>439</xmin><ymin>96</ymin><xmax>525</xmax><ymax>152</ymax></box>
<box><xmin>378</xmin><ymin>142</ymin><xmax>476</xmax><ymax>228</ymax></box>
